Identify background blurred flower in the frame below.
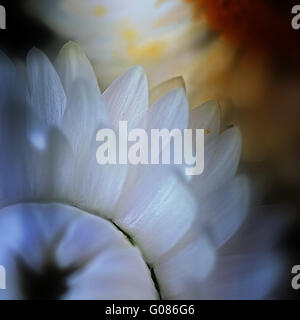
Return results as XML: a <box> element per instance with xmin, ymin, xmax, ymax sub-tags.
<box><xmin>0</xmin><ymin>43</ymin><xmax>282</xmax><ymax>299</ymax></box>
<box><xmin>30</xmin><ymin>0</ymin><xmax>204</xmax><ymax>90</ymax></box>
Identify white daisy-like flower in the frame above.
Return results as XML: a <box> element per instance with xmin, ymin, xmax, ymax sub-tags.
<box><xmin>0</xmin><ymin>43</ymin><xmax>281</xmax><ymax>300</ymax></box>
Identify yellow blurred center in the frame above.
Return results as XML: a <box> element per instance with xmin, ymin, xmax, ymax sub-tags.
<box><xmin>93</xmin><ymin>5</ymin><xmax>107</xmax><ymax>17</ymax></box>
<box><xmin>127</xmin><ymin>41</ymin><xmax>166</xmax><ymax>62</ymax></box>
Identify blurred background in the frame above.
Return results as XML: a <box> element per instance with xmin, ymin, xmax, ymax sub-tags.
<box><xmin>2</xmin><ymin>0</ymin><xmax>300</xmax><ymax>299</ymax></box>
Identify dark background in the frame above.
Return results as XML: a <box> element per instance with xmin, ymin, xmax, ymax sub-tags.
<box><xmin>0</xmin><ymin>0</ymin><xmax>53</xmax><ymax>58</ymax></box>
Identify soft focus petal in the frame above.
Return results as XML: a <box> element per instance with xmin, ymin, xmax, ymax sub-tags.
<box><xmin>146</xmin><ymin>88</ymin><xmax>189</xmax><ymax>131</ymax></box>
<box><xmin>64</xmin><ymin>247</ymin><xmax>157</xmax><ymax>300</ymax></box>
<box><xmin>26</xmin><ymin>128</ymin><xmax>74</xmax><ymax>202</ymax></box>
<box><xmin>150</xmin><ymin>76</ymin><xmax>186</xmax><ymax>106</ymax></box>
<box><xmin>190</xmin><ymin>100</ymin><xmax>221</xmax><ymax>142</ymax></box>
<box><xmin>55</xmin><ymin>42</ymin><xmax>101</xmax><ymax>97</ymax></box>
<box><xmin>0</xmin><ymin>203</ymin><xmax>157</xmax><ymax>300</ymax></box>
<box><xmin>26</xmin><ymin>48</ymin><xmax>66</xmax><ymax>126</ymax></box>
<box><xmin>155</xmin><ymin>235</ymin><xmax>215</xmax><ymax>299</ymax></box>
<box><xmin>115</xmin><ymin>169</ymin><xmax>197</xmax><ymax>262</ymax></box>
<box><xmin>103</xmin><ymin>66</ymin><xmax>148</xmax><ymax>130</ymax></box>
<box><xmin>190</xmin><ymin>127</ymin><xmax>242</xmax><ymax>200</ymax></box>
<box><xmin>61</xmin><ymin>80</ymin><xmax>108</xmax><ymax>155</ymax></box>
<box><xmin>56</xmin><ymin>213</ymin><xmax>128</xmax><ymax>268</ymax></box>
<box><xmin>201</xmin><ymin>176</ymin><xmax>250</xmax><ymax>247</ymax></box>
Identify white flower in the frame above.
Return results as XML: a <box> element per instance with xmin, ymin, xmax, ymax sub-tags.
<box><xmin>29</xmin><ymin>0</ymin><xmax>205</xmax><ymax>91</ymax></box>
<box><xmin>0</xmin><ymin>43</ymin><xmax>280</xmax><ymax>300</ymax></box>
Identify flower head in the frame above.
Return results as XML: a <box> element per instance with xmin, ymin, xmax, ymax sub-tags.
<box><xmin>0</xmin><ymin>43</ymin><xmax>282</xmax><ymax>299</ymax></box>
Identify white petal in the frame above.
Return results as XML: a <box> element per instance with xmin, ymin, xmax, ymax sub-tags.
<box><xmin>31</xmin><ymin>203</ymin><xmax>79</xmax><ymax>245</ymax></box>
<box><xmin>26</xmin><ymin>48</ymin><xmax>66</xmax><ymax>126</ymax></box>
<box><xmin>115</xmin><ymin>169</ymin><xmax>197</xmax><ymax>262</ymax></box>
<box><xmin>0</xmin><ymin>118</ymin><xmax>27</xmax><ymax>205</ymax></box>
<box><xmin>0</xmin><ymin>102</ymin><xmax>36</xmax><ymax>205</ymax></box>
<box><xmin>137</xmin><ymin>88</ymin><xmax>189</xmax><ymax>177</ymax></box>
<box><xmin>56</xmin><ymin>212</ymin><xmax>129</xmax><ymax>268</ymax></box>
<box><xmin>0</xmin><ymin>56</ymin><xmax>32</xmax><ymax>205</ymax></box>
<box><xmin>155</xmin><ymin>235</ymin><xmax>215</xmax><ymax>299</ymax></box>
<box><xmin>189</xmin><ymin>100</ymin><xmax>221</xmax><ymax>142</ymax></box>
<box><xmin>57</xmin><ymin>43</ymin><xmax>109</xmax><ymax>149</ymax></box>
<box><xmin>201</xmin><ymin>176</ymin><xmax>250</xmax><ymax>248</ymax></box>
<box><xmin>64</xmin><ymin>247</ymin><xmax>157</xmax><ymax>300</ymax></box>
<box><xmin>150</xmin><ymin>76</ymin><xmax>186</xmax><ymax>106</ymax></box>
<box><xmin>61</xmin><ymin>80</ymin><xmax>108</xmax><ymax>155</ymax></box>
<box><xmin>67</xmin><ymin>138</ymin><xmax>128</xmax><ymax>217</ymax></box>
<box><xmin>190</xmin><ymin>127</ymin><xmax>242</xmax><ymax>200</ymax></box>
<box><xmin>31</xmin><ymin>126</ymin><xmax>126</xmax><ymax>217</ymax></box>
<box><xmin>0</xmin><ymin>204</ymin><xmax>49</xmax><ymax>273</ymax></box>
<box><xmin>54</xmin><ymin>46</ymin><xmax>126</xmax><ymax>215</ymax></box>
<box><xmin>28</xmin><ymin>128</ymin><xmax>74</xmax><ymax>202</ymax></box>
<box><xmin>0</xmin><ymin>203</ymin><xmax>157</xmax><ymax>300</ymax></box>
<box><xmin>146</xmin><ymin>88</ymin><xmax>189</xmax><ymax>130</ymax></box>
<box><xmin>55</xmin><ymin>42</ymin><xmax>101</xmax><ymax>98</ymax></box>
<box><xmin>103</xmin><ymin>66</ymin><xmax>148</xmax><ymax>130</ymax></box>
<box><xmin>39</xmin><ymin>127</ymin><xmax>119</xmax><ymax>215</ymax></box>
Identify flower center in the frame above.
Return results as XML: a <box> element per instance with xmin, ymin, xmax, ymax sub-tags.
<box><xmin>0</xmin><ymin>203</ymin><xmax>158</xmax><ymax>300</ymax></box>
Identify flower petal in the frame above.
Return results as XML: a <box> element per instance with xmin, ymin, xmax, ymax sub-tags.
<box><xmin>146</xmin><ymin>88</ymin><xmax>189</xmax><ymax>130</ymax></box>
<box><xmin>150</xmin><ymin>76</ymin><xmax>186</xmax><ymax>106</ymax></box>
<box><xmin>61</xmin><ymin>80</ymin><xmax>108</xmax><ymax>155</ymax></box>
<box><xmin>56</xmin><ymin>212</ymin><xmax>129</xmax><ymax>268</ymax></box>
<box><xmin>0</xmin><ymin>203</ymin><xmax>157</xmax><ymax>300</ymax></box>
<box><xmin>201</xmin><ymin>176</ymin><xmax>250</xmax><ymax>248</ymax></box>
<box><xmin>55</xmin><ymin>42</ymin><xmax>101</xmax><ymax>98</ymax></box>
<box><xmin>64</xmin><ymin>247</ymin><xmax>157</xmax><ymax>300</ymax></box>
<box><xmin>0</xmin><ymin>203</ymin><xmax>78</xmax><ymax>271</ymax></box>
<box><xmin>68</xmin><ymin>137</ymin><xmax>128</xmax><ymax>217</ymax></box>
<box><xmin>115</xmin><ymin>169</ymin><xmax>197</xmax><ymax>262</ymax></box>
<box><xmin>28</xmin><ymin>128</ymin><xmax>74</xmax><ymax>202</ymax></box>
<box><xmin>190</xmin><ymin>127</ymin><xmax>242</xmax><ymax>200</ymax></box>
<box><xmin>103</xmin><ymin>66</ymin><xmax>148</xmax><ymax>130</ymax></box>
<box><xmin>190</xmin><ymin>100</ymin><xmax>221</xmax><ymax>142</ymax></box>
<box><xmin>26</xmin><ymin>48</ymin><xmax>66</xmax><ymax>126</ymax></box>
<box><xmin>155</xmin><ymin>234</ymin><xmax>215</xmax><ymax>299</ymax></box>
